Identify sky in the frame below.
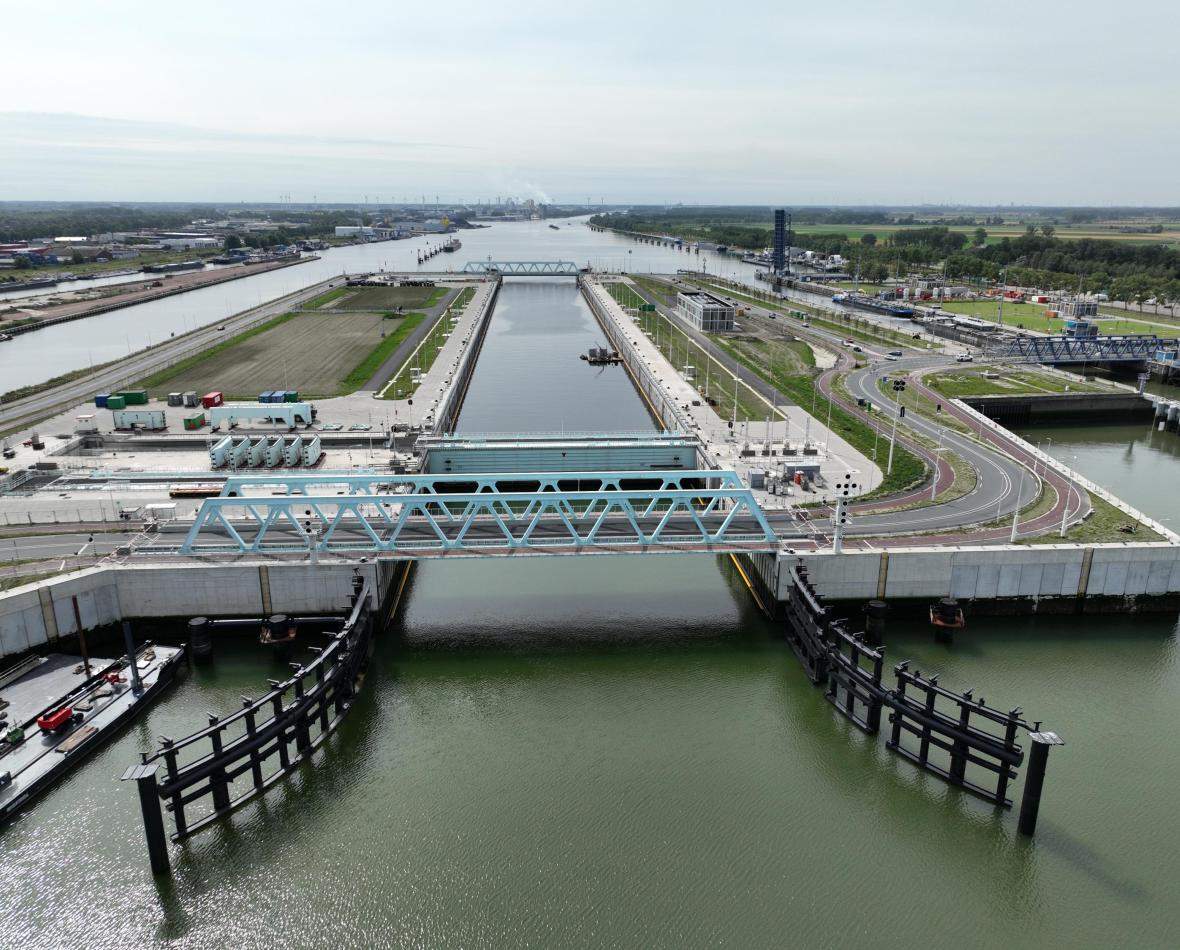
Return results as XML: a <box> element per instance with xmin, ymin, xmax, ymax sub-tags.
<box><xmin>1</xmin><ymin>0</ymin><xmax>1177</xmax><ymax>206</ymax></box>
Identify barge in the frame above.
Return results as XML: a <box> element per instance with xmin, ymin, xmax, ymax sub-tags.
<box><xmin>0</xmin><ymin>642</ymin><xmax>185</xmax><ymax>826</ymax></box>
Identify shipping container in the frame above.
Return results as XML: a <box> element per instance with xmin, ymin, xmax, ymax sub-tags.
<box><xmin>283</xmin><ymin>390</ymin><xmax>300</xmax><ymax>403</ymax></box>
<box><xmin>182</xmin><ymin>391</ymin><xmax>200</xmax><ymax>407</ymax></box>
<box><xmin>167</xmin><ymin>392</ymin><xmax>183</xmax><ymax>407</ymax></box>
<box><xmin>106</xmin><ymin>395</ymin><xmax>126</xmax><ymax>410</ymax></box>
<box><xmin>119</xmin><ymin>389</ymin><xmax>148</xmax><ymax>405</ymax></box>
<box><xmin>182</xmin><ymin>412</ymin><xmax>206</xmax><ymax>431</ymax></box>
<box><xmin>259</xmin><ymin>391</ymin><xmax>275</xmax><ymax>404</ymax></box>
<box><xmin>202</xmin><ymin>391</ymin><xmax>224</xmax><ymax>409</ymax></box>
<box><xmin>112</xmin><ymin>409</ymin><xmax>167</xmax><ymax>431</ymax></box>
<box><xmin>94</xmin><ymin>393</ymin><xmax>110</xmax><ymax>408</ymax></box>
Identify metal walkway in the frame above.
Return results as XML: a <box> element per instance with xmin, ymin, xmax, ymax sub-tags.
<box><xmin>460</xmin><ymin>261</ymin><xmax>581</xmax><ymax>277</ymax></box>
<box><xmin>156</xmin><ymin>470</ymin><xmax>777</xmax><ymax>558</ymax></box>
<box><xmin>986</xmin><ymin>334</ymin><xmax>1178</xmax><ymax>364</ymax></box>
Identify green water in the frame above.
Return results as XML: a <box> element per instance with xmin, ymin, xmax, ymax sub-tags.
<box><xmin>3</xmin><ymin>283</ymin><xmax>1180</xmax><ymax>947</ymax></box>
<box><xmin>3</xmin><ymin>558</ymin><xmax>1177</xmax><ymax>948</ymax></box>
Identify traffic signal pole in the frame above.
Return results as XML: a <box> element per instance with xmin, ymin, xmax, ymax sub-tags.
<box><xmin>832</xmin><ymin>474</ymin><xmax>858</xmax><ymax>555</ymax></box>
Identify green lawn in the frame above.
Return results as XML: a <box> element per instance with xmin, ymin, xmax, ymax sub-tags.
<box><xmin>926</xmin><ymin>368</ymin><xmax>1114</xmax><ymax>398</ymax></box>
<box><xmin>379</xmin><ymin>287</ymin><xmax>478</xmax><ymax>399</ymax></box>
<box><xmin>933</xmin><ymin>298</ymin><xmax>1180</xmax><ymax>336</ymax></box>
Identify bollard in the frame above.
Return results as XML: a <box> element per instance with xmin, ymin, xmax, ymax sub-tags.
<box><xmin>863</xmin><ymin>599</ymin><xmax>888</xmax><ymax>646</ymax></box>
<box><xmin>188</xmin><ymin>617</ymin><xmax>213</xmax><ymax>662</ymax></box>
<box><xmin>1018</xmin><ymin>730</ymin><xmax>1065</xmax><ymax>836</ymax></box>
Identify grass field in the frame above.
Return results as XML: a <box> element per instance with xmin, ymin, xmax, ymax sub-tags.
<box><xmin>333</xmin><ymin>286</ymin><xmax>449</xmax><ymax>311</ymax></box>
<box><xmin>926</xmin><ymin>368</ymin><xmax>1113</xmax><ymax>398</ymax></box>
<box><xmin>932</xmin><ymin>298</ymin><xmax>1180</xmax><ymax>336</ymax></box>
<box><xmin>787</xmin><ymin>223</ymin><xmax>1180</xmax><ymax>249</ymax></box>
<box><xmin>378</xmin><ymin>286</ymin><xmax>478</xmax><ymax>399</ymax></box>
<box><xmin>140</xmin><ymin>310</ymin><xmax>417</xmax><ymax>399</ymax></box>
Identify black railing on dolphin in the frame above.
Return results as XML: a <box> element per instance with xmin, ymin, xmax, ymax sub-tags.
<box><xmin>784</xmin><ymin>564</ymin><xmax>1062</xmax><ymax>832</ymax></box>
<box><xmin>123</xmin><ymin>574</ymin><xmax>374</xmax><ymax>875</ymax></box>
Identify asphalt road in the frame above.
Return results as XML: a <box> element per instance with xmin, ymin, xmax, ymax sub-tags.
<box><xmin>629</xmin><ymin>278</ymin><xmax>1090</xmax><ymax>543</ymax></box>
<box><xmin>0</xmin><ymin>532</ymin><xmax>133</xmax><ymax>560</ymax></box>
<box><xmin>0</xmin><ymin>276</ymin><xmax>341</xmax><ymax>434</ymax></box>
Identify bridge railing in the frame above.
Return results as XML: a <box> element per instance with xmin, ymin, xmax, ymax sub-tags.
<box><xmin>217</xmin><ymin>468</ymin><xmax>735</xmax><ymax>497</ymax></box>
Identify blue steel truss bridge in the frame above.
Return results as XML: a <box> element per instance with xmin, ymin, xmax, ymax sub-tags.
<box><xmin>136</xmin><ymin>470</ymin><xmax>779</xmax><ymax>559</ymax></box>
<box><xmin>985</xmin><ymin>334</ymin><xmax>1179</xmax><ymax>365</ymax></box>
<box><xmin>460</xmin><ymin>261</ymin><xmax>581</xmax><ymax>277</ymax></box>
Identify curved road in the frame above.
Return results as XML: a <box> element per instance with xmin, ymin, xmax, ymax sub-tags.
<box><xmin>628</xmin><ymin>278</ymin><xmax>1091</xmax><ymax>545</ymax></box>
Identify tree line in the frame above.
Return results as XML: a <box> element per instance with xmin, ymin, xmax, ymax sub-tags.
<box><xmin>592</xmin><ymin>213</ymin><xmax>1180</xmax><ymax>305</ymax></box>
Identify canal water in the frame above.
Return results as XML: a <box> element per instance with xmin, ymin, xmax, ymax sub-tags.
<box><xmin>1</xmin><ymin>218</ymin><xmax>753</xmax><ymax>392</ymax></box>
<box><xmin>2</xmin><ymin>236</ymin><xmax>1180</xmax><ymax>947</ymax></box>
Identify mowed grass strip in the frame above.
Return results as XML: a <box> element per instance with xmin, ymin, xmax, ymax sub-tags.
<box><xmin>139</xmin><ymin>311</ymin><xmax>414</xmax><ymax>399</ymax></box>
<box><xmin>347</xmin><ymin>312</ymin><xmax>425</xmax><ymax>391</ymax></box>
<box><xmin>307</xmin><ymin>286</ymin><xmax>355</xmax><ymax>308</ymax></box>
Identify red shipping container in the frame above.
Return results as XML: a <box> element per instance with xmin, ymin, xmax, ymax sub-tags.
<box><xmin>202</xmin><ymin>391</ymin><xmax>223</xmax><ymax>408</ymax></box>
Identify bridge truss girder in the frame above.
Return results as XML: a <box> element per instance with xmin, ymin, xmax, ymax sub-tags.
<box><xmin>986</xmin><ymin>334</ymin><xmax>1177</xmax><ymax>364</ymax></box>
<box><xmin>172</xmin><ymin>477</ymin><xmax>777</xmax><ymax>558</ymax></box>
<box><xmin>460</xmin><ymin>261</ymin><xmax>580</xmax><ymax>276</ymax></box>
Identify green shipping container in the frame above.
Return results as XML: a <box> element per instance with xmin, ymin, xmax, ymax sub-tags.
<box><xmin>106</xmin><ymin>395</ymin><xmax>126</xmax><ymax>410</ymax></box>
<box><xmin>182</xmin><ymin>412</ymin><xmax>206</xmax><ymax>431</ymax></box>
<box><xmin>283</xmin><ymin>391</ymin><xmax>300</xmax><ymax>403</ymax></box>
<box><xmin>119</xmin><ymin>389</ymin><xmax>148</xmax><ymax>405</ymax></box>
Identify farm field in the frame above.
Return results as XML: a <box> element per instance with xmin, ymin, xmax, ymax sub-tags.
<box><xmin>330</xmin><ymin>286</ymin><xmax>450</xmax><ymax>310</ymax></box>
<box><xmin>139</xmin><ymin>310</ymin><xmax>415</xmax><ymax>399</ymax></box>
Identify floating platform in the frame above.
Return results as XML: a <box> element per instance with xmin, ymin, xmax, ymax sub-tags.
<box><xmin>0</xmin><ymin>644</ymin><xmax>184</xmax><ymax>826</ymax></box>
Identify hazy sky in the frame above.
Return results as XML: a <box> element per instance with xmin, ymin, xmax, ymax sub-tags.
<box><xmin>1</xmin><ymin>0</ymin><xmax>1176</xmax><ymax>205</ymax></box>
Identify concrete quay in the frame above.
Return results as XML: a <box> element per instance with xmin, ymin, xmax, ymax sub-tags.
<box><xmin>580</xmin><ymin>277</ymin><xmax>882</xmax><ymax>504</ymax></box>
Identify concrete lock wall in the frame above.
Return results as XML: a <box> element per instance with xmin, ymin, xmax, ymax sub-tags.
<box><xmin>0</xmin><ymin>561</ymin><xmax>382</xmax><ymax>662</ymax></box>
<box><xmin>779</xmin><ymin>544</ymin><xmax>1180</xmax><ymax>605</ymax></box>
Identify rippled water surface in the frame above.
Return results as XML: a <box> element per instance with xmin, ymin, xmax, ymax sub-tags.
<box><xmin>3</xmin><ymin>241</ymin><xmax>1180</xmax><ymax>948</ymax></box>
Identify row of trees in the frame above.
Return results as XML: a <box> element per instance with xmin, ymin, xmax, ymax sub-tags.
<box><xmin>593</xmin><ymin>212</ymin><xmax>1180</xmax><ymax>307</ymax></box>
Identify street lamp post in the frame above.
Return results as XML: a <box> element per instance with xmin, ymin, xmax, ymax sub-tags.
<box><xmin>1010</xmin><ymin>463</ymin><xmax>1027</xmax><ymax>543</ymax></box>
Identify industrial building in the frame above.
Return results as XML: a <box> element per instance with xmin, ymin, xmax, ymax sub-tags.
<box><xmin>676</xmin><ymin>290</ymin><xmax>735</xmax><ymax>332</ymax></box>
